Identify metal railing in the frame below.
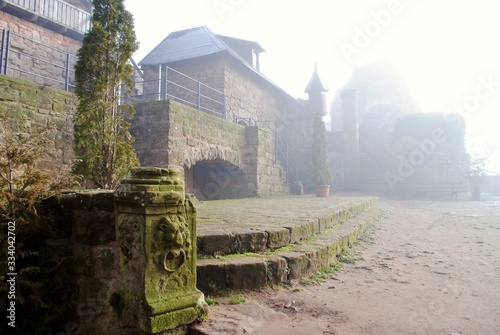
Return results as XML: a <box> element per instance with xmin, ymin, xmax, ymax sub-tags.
<box><xmin>1</xmin><ymin>27</ymin><xmax>227</xmax><ymax>119</ymax></box>
<box><xmin>4</xmin><ymin>0</ymin><xmax>92</xmax><ymax>34</ymax></box>
<box><xmin>122</xmin><ymin>65</ymin><xmax>226</xmax><ymax>119</ymax></box>
<box><xmin>0</xmin><ymin>29</ymin><xmax>77</xmax><ymax>91</ymax></box>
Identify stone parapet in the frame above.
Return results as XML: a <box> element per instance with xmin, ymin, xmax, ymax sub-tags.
<box><xmin>0</xmin><ymin>75</ymin><xmax>76</xmax><ymax>177</ymax></box>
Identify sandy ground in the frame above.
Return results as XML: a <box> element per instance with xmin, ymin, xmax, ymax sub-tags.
<box><xmin>194</xmin><ymin>196</ymin><xmax>500</xmax><ymax>335</ymax></box>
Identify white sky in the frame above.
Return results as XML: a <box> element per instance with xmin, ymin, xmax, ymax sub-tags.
<box><xmin>125</xmin><ymin>0</ymin><xmax>500</xmax><ymax>174</ymax></box>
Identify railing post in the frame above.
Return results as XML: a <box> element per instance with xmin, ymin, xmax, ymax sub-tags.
<box><xmin>3</xmin><ymin>30</ymin><xmax>10</xmax><ymax>75</ymax></box>
<box><xmin>157</xmin><ymin>64</ymin><xmax>162</xmax><ymax>101</ymax></box>
<box><xmin>35</xmin><ymin>0</ymin><xmax>40</xmax><ymax>15</ymax></box>
<box><xmin>164</xmin><ymin>66</ymin><xmax>168</xmax><ymax>100</ymax></box>
<box><xmin>197</xmin><ymin>81</ymin><xmax>201</xmax><ymax>110</ymax></box>
<box><xmin>0</xmin><ymin>29</ymin><xmax>5</xmax><ymax>75</ymax></box>
<box><xmin>65</xmin><ymin>52</ymin><xmax>70</xmax><ymax>91</ymax></box>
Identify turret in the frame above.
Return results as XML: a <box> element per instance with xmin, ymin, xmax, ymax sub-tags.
<box><xmin>305</xmin><ymin>63</ymin><xmax>329</xmax><ymax>116</ymax></box>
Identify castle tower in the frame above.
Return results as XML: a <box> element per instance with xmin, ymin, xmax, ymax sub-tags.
<box><xmin>305</xmin><ymin>63</ymin><xmax>329</xmax><ymax>115</ymax></box>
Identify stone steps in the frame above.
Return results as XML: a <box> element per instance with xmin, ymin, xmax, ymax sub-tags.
<box><xmin>196</xmin><ymin>198</ymin><xmax>376</xmax><ymax>256</ymax></box>
<box><xmin>196</xmin><ymin>201</ymin><xmax>383</xmax><ymax>294</ymax></box>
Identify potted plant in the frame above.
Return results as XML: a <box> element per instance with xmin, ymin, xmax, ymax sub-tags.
<box><xmin>311</xmin><ymin>111</ymin><xmax>333</xmax><ymax>197</ymax></box>
<box><xmin>469</xmin><ymin>155</ymin><xmax>486</xmax><ymax>200</ymax></box>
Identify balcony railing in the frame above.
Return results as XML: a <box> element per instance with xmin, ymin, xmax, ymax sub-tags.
<box><xmin>122</xmin><ymin>65</ymin><xmax>226</xmax><ymax>119</ymax></box>
<box><xmin>1</xmin><ymin>29</ymin><xmax>78</xmax><ymax>91</ymax></box>
<box><xmin>2</xmin><ymin>0</ymin><xmax>92</xmax><ymax>35</ymax></box>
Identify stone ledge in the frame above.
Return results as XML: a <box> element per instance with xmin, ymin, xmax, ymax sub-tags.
<box><xmin>196</xmin><ymin>197</ymin><xmax>376</xmax><ymax>256</ymax></box>
<box><xmin>196</xmin><ymin>204</ymin><xmax>383</xmax><ymax>293</ymax></box>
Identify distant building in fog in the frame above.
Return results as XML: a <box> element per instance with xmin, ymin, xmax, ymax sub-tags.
<box><xmin>329</xmin><ymin>62</ymin><xmax>470</xmax><ymax>196</ymax></box>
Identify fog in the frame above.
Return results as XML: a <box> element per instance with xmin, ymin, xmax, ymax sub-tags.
<box><xmin>126</xmin><ymin>0</ymin><xmax>500</xmax><ymax>174</ymax></box>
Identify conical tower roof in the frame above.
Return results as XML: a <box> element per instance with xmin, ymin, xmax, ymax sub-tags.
<box><xmin>305</xmin><ymin>63</ymin><xmax>328</xmax><ymax>93</ymax></box>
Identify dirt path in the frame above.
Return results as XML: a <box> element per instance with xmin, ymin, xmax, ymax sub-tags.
<box><xmin>194</xmin><ymin>197</ymin><xmax>500</xmax><ymax>335</ymax></box>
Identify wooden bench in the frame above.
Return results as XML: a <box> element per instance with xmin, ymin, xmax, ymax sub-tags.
<box><xmin>412</xmin><ymin>182</ymin><xmax>468</xmax><ymax>200</ymax></box>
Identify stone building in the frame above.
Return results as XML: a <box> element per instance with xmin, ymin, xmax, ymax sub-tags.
<box><xmin>0</xmin><ymin>10</ymin><xmax>330</xmax><ymax>198</ymax></box>
<box><xmin>0</xmin><ymin>0</ymin><xmax>92</xmax><ymax>90</ymax></box>
<box><xmin>132</xmin><ymin>26</ymin><xmax>327</xmax><ymax>198</ymax></box>
<box><xmin>329</xmin><ymin>62</ymin><xmax>470</xmax><ymax>195</ymax></box>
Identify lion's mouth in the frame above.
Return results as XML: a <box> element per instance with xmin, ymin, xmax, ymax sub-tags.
<box><xmin>163</xmin><ymin>248</ymin><xmax>186</xmax><ymax>272</ymax></box>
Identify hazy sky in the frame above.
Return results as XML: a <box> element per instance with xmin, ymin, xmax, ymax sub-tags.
<box><xmin>125</xmin><ymin>0</ymin><xmax>500</xmax><ymax>174</ymax></box>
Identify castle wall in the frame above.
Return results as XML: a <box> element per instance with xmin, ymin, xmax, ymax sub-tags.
<box><xmin>0</xmin><ymin>11</ymin><xmax>82</xmax><ymax>90</ymax></box>
<box><xmin>130</xmin><ymin>99</ymin><xmax>290</xmax><ymax>198</ymax></box>
<box><xmin>0</xmin><ymin>75</ymin><xmax>76</xmax><ymax>176</ymax></box>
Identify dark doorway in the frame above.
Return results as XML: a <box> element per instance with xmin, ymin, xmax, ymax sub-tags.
<box><xmin>186</xmin><ymin>160</ymin><xmax>248</xmax><ymax>200</ymax></box>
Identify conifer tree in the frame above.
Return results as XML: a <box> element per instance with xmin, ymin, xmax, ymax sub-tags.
<box><xmin>73</xmin><ymin>0</ymin><xmax>139</xmax><ymax>189</ymax></box>
<box><xmin>311</xmin><ymin>112</ymin><xmax>333</xmax><ymax>185</ymax></box>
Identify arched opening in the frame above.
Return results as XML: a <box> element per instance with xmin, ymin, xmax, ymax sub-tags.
<box><xmin>185</xmin><ymin>160</ymin><xmax>249</xmax><ymax>200</ymax></box>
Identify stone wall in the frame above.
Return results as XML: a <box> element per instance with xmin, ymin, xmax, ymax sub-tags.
<box><xmin>131</xmin><ymin>99</ymin><xmax>290</xmax><ymax>197</ymax></box>
<box><xmin>140</xmin><ymin>54</ymin><xmax>225</xmax><ymax>112</ymax></box>
<box><xmin>0</xmin><ymin>75</ymin><xmax>76</xmax><ymax>175</ymax></box>
<box><xmin>245</xmin><ymin>126</ymin><xmax>289</xmax><ymax>195</ymax></box>
<box><xmin>0</xmin><ymin>74</ymin><xmax>291</xmax><ymax>198</ymax></box>
<box><xmin>224</xmin><ymin>56</ymin><xmax>285</xmax><ymax>127</ymax></box>
<box><xmin>131</xmin><ymin>99</ymin><xmax>245</xmax><ymax>168</ymax></box>
<box><xmin>41</xmin><ymin>188</ymin><xmax>196</xmax><ymax>334</ymax></box>
<box><xmin>61</xmin><ymin>191</ymin><xmax>117</xmax><ymax>334</ymax></box>
<box><xmin>0</xmin><ymin>11</ymin><xmax>82</xmax><ymax>89</ymax></box>
<box><xmin>168</xmin><ymin>99</ymin><xmax>247</xmax><ymax>169</ymax></box>
<box><xmin>140</xmin><ymin>54</ymin><xmax>306</xmax><ymax>132</ymax></box>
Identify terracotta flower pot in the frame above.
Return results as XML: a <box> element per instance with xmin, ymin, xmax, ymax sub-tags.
<box><xmin>315</xmin><ymin>185</ymin><xmax>330</xmax><ymax>197</ymax></box>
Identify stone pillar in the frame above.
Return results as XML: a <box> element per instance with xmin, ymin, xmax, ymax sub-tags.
<box><xmin>341</xmin><ymin>89</ymin><xmax>360</xmax><ymax>191</ymax></box>
<box><xmin>113</xmin><ymin>167</ymin><xmax>206</xmax><ymax>334</ymax></box>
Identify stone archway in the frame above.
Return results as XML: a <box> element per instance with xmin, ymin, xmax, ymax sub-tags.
<box><xmin>185</xmin><ymin>160</ymin><xmax>249</xmax><ymax>200</ymax></box>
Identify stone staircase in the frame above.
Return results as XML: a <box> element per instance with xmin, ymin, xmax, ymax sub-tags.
<box><xmin>195</xmin><ymin>196</ymin><xmax>383</xmax><ymax>294</ymax></box>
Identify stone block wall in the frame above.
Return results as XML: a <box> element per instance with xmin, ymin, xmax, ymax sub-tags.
<box><xmin>140</xmin><ymin>53</ymin><xmax>225</xmax><ymax>111</ymax></box>
<box><xmin>224</xmin><ymin>57</ymin><xmax>282</xmax><ymax>126</ymax></box>
<box><xmin>245</xmin><ymin>126</ymin><xmax>289</xmax><ymax>195</ymax></box>
<box><xmin>140</xmin><ymin>53</ymin><xmax>306</xmax><ymax>132</ymax></box>
<box><xmin>0</xmin><ymin>73</ymin><xmax>291</xmax><ymax>198</ymax></box>
<box><xmin>131</xmin><ymin>99</ymin><xmax>290</xmax><ymax>197</ymax></box>
<box><xmin>131</xmin><ymin>99</ymin><xmax>246</xmax><ymax>169</ymax></box>
<box><xmin>36</xmin><ymin>191</ymin><xmax>117</xmax><ymax>334</ymax></box>
<box><xmin>0</xmin><ymin>11</ymin><xmax>82</xmax><ymax>89</ymax></box>
<box><xmin>0</xmin><ymin>75</ymin><xmax>76</xmax><ymax>176</ymax></box>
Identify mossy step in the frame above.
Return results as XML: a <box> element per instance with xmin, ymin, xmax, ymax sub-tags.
<box><xmin>196</xmin><ymin>205</ymin><xmax>383</xmax><ymax>294</ymax></box>
<box><xmin>196</xmin><ymin>198</ymin><xmax>376</xmax><ymax>256</ymax></box>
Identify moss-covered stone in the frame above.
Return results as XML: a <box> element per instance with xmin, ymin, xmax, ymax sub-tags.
<box><xmin>226</xmin><ymin>228</ymin><xmax>268</xmax><ymax>253</ymax></box>
<box><xmin>73</xmin><ymin>209</ymin><xmax>116</xmax><ymax>245</ymax></box>
<box><xmin>70</xmin><ymin>244</ymin><xmax>93</xmax><ymax>276</ymax></box>
<box><xmin>225</xmin><ymin>257</ymin><xmax>267</xmax><ymax>290</ymax></box>
<box><xmin>199</xmin><ymin>232</ymin><xmax>233</xmax><ymax>255</ymax></box>
<box><xmin>114</xmin><ymin>167</ymin><xmax>205</xmax><ymax>333</ymax></box>
<box><xmin>265</xmin><ymin>227</ymin><xmax>291</xmax><ymax>249</ymax></box>
<box><xmin>0</xmin><ymin>75</ymin><xmax>76</xmax><ymax>175</ymax></box>
<box><xmin>265</xmin><ymin>256</ymin><xmax>287</xmax><ymax>285</ymax></box>
<box><xmin>196</xmin><ymin>259</ymin><xmax>227</xmax><ymax>294</ymax></box>
<box><xmin>279</xmin><ymin>251</ymin><xmax>309</xmax><ymax>280</ymax></box>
